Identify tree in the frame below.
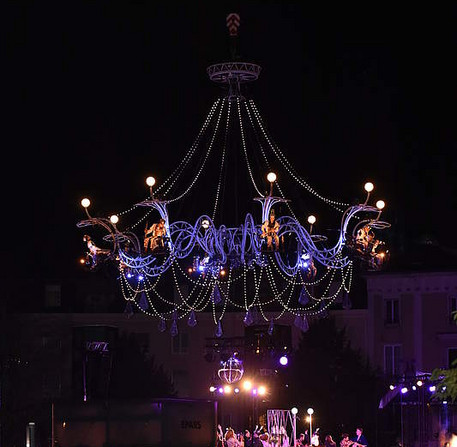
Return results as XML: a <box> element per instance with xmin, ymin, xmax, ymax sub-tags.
<box><xmin>277</xmin><ymin>317</ymin><xmax>381</xmax><ymax>441</ymax></box>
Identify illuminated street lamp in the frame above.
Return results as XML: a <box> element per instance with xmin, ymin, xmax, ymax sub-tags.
<box><xmin>307</xmin><ymin>408</ymin><xmax>314</xmax><ymax>441</ymax></box>
<box><xmin>291</xmin><ymin>407</ymin><xmax>298</xmax><ymax>447</ymax></box>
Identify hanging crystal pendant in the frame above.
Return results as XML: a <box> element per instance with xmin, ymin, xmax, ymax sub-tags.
<box><xmin>215</xmin><ymin>321</ymin><xmax>223</xmax><ymax>338</ymax></box>
<box><xmin>158</xmin><ymin>318</ymin><xmax>166</xmax><ymax>333</ymax></box>
<box><xmin>212</xmin><ymin>283</ymin><xmax>222</xmax><ymax>304</ymax></box>
<box><xmin>243</xmin><ymin>308</ymin><xmax>254</xmax><ymax>326</ymax></box>
<box><xmin>170</xmin><ymin>318</ymin><xmax>179</xmax><ymax>337</ymax></box>
<box><xmin>188</xmin><ymin>310</ymin><xmax>197</xmax><ymax>327</ymax></box>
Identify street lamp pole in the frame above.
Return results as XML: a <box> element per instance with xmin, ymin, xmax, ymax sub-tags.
<box><xmin>291</xmin><ymin>408</ymin><xmax>298</xmax><ymax>447</ymax></box>
<box><xmin>307</xmin><ymin>408</ymin><xmax>314</xmax><ymax>444</ymax></box>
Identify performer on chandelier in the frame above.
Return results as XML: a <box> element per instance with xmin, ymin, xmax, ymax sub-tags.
<box><xmin>144</xmin><ymin>218</ymin><xmax>166</xmax><ymax>252</ymax></box>
<box><xmin>261</xmin><ymin>209</ymin><xmax>280</xmax><ymax>251</ymax></box>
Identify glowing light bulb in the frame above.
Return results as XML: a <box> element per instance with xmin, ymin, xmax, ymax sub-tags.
<box><xmin>279</xmin><ymin>355</ymin><xmax>288</xmax><ymax>366</ymax></box>
<box><xmin>291</xmin><ymin>407</ymin><xmax>298</xmax><ymax>415</ymax></box>
<box><xmin>307</xmin><ymin>215</ymin><xmax>316</xmax><ymax>225</ymax></box>
<box><xmin>376</xmin><ymin>200</ymin><xmax>385</xmax><ymax>210</ymax></box>
<box><xmin>267</xmin><ymin>172</ymin><xmax>277</xmax><ymax>183</ymax></box>
<box><xmin>146</xmin><ymin>176</ymin><xmax>156</xmax><ymax>187</ymax></box>
<box><xmin>201</xmin><ymin>219</ymin><xmax>210</xmax><ymax>229</ymax></box>
<box><xmin>81</xmin><ymin>198</ymin><xmax>91</xmax><ymax>208</ymax></box>
<box><xmin>258</xmin><ymin>386</ymin><xmax>266</xmax><ymax>396</ymax></box>
<box><xmin>79</xmin><ymin>258</ymin><xmax>86</xmax><ymax>264</ymax></box>
<box><xmin>389</xmin><ymin>384</ymin><xmax>395</xmax><ymax>390</ymax></box>
<box><xmin>110</xmin><ymin>215</ymin><xmax>119</xmax><ymax>224</ymax></box>
<box><xmin>243</xmin><ymin>380</ymin><xmax>252</xmax><ymax>391</ymax></box>
<box><xmin>209</xmin><ymin>386</ymin><xmax>216</xmax><ymax>392</ymax></box>
<box><xmin>307</xmin><ymin>408</ymin><xmax>314</xmax><ymax>415</ymax></box>
<box><xmin>364</xmin><ymin>182</ymin><xmax>374</xmax><ymax>193</ymax></box>
<box><xmin>416</xmin><ymin>380</ymin><xmax>423</xmax><ymax>387</ymax></box>
<box><xmin>224</xmin><ymin>385</ymin><xmax>232</xmax><ymax>394</ymax></box>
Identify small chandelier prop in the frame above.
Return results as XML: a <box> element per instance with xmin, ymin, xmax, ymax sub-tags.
<box><xmin>77</xmin><ymin>15</ymin><xmax>390</xmax><ymax>336</ymax></box>
<box><xmin>218</xmin><ymin>356</ymin><xmax>244</xmax><ymax>384</ymax></box>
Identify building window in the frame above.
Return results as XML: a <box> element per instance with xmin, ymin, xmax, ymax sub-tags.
<box><xmin>172</xmin><ymin>332</ymin><xmax>189</xmax><ymax>354</ymax></box>
<box><xmin>449</xmin><ymin>296</ymin><xmax>457</xmax><ymax>323</ymax></box>
<box><xmin>45</xmin><ymin>284</ymin><xmax>61</xmax><ymax>308</ymax></box>
<box><xmin>385</xmin><ymin>299</ymin><xmax>400</xmax><ymax>325</ymax></box>
<box><xmin>448</xmin><ymin>348</ymin><xmax>457</xmax><ymax>368</ymax></box>
<box><xmin>384</xmin><ymin>344</ymin><xmax>402</xmax><ymax>376</ymax></box>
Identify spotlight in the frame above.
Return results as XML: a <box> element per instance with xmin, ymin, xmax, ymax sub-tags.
<box><xmin>252</xmin><ymin>388</ymin><xmax>258</xmax><ymax>395</ymax></box>
<box><xmin>258</xmin><ymin>386</ymin><xmax>266</xmax><ymax>396</ymax></box>
<box><xmin>243</xmin><ymin>380</ymin><xmax>252</xmax><ymax>391</ymax></box>
<box><xmin>234</xmin><ymin>388</ymin><xmax>240</xmax><ymax>394</ymax></box>
<box><xmin>224</xmin><ymin>385</ymin><xmax>232</xmax><ymax>394</ymax></box>
<box><xmin>218</xmin><ymin>387</ymin><xmax>224</xmax><ymax>394</ymax></box>
<box><xmin>279</xmin><ymin>355</ymin><xmax>288</xmax><ymax>366</ymax></box>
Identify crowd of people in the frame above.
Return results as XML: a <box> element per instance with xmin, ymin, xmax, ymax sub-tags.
<box><xmin>216</xmin><ymin>425</ymin><xmax>368</xmax><ymax>447</ymax></box>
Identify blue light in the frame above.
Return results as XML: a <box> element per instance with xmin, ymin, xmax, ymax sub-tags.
<box><xmin>127</xmin><ymin>273</ymin><xmax>133</xmax><ymax>278</ymax></box>
<box><xmin>198</xmin><ymin>265</ymin><xmax>205</xmax><ymax>272</ymax></box>
<box><xmin>279</xmin><ymin>355</ymin><xmax>288</xmax><ymax>366</ymax></box>
<box><xmin>138</xmin><ymin>275</ymin><xmax>144</xmax><ymax>281</ymax></box>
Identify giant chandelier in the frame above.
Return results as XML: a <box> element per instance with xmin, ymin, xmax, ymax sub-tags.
<box><xmin>77</xmin><ymin>15</ymin><xmax>390</xmax><ymax>337</ymax></box>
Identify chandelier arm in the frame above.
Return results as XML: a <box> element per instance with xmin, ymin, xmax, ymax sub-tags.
<box><xmin>167</xmin><ymin>99</ymin><xmax>226</xmax><ymax>203</ymax></box>
<box><xmin>212</xmin><ymin>100</ymin><xmax>231</xmax><ymax>222</ymax></box>
<box><xmin>248</xmin><ymin>99</ymin><xmax>349</xmax><ymax>209</ymax></box>
<box><xmin>156</xmin><ymin>98</ymin><xmax>221</xmax><ymax>197</ymax></box>
<box><xmin>236</xmin><ymin>98</ymin><xmax>264</xmax><ymax>197</ymax></box>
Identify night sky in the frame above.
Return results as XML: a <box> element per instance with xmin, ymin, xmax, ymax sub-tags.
<box><xmin>4</xmin><ymin>3</ymin><xmax>457</xmax><ymax>282</ymax></box>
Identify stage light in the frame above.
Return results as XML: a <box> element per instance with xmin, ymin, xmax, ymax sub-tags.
<box><xmin>364</xmin><ymin>182</ymin><xmax>374</xmax><ymax>193</ymax></box>
<box><xmin>146</xmin><ymin>176</ymin><xmax>156</xmax><ymax>187</ymax></box>
<box><xmin>401</xmin><ymin>387</ymin><xmax>408</xmax><ymax>394</ymax></box>
<box><xmin>252</xmin><ymin>388</ymin><xmax>258</xmax><ymax>395</ymax></box>
<box><xmin>127</xmin><ymin>273</ymin><xmax>133</xmax><ymax>278</ymax></box>
<box><xmin>243</xmin><ymin>380</ymin><xmax>252</xmax><ymax>391</ymax></box>
<box><xmin>412</xmin><ymin>385</ymin><xmax>417</xmax><ymax>390</ymax></box>
<box><xmin>234</xmin><ymin>388</ymin><xmax>240</xmax><ymax>394</ymax></box>
<box><xmin>389</xmin><ymin>385</ymin><xmax>395</xmax><ymax>390</ymax></box>
<box><xmin>258</xmin><ymin>386</ymin><xmax>266</xmax><ymax>396</ymax></box>
<box><xmin>209</xmin><ymin>386</ymin><xmax>216</xmax><ymax>392</ymax></box>
<box><xmin>218</xmin><ymin>387</ymin><xmax>224</xmax><ymax>394</ymax></box>
<box><xmin>110</xmin><ymin>215</ymin><xmax>119</xmax><ymax>224</ymax></box>
<box><xmin>307</xmin><ymin>408</ymin><xmax>314</xmax><ymax>415</ymax></box>
<box><xmin>224</xmin><ymin>385</ymin><xmax>232</xmax><ymax>394</ymax></box>
<box><xmin>138</xmin><ymin>275</ymin><xmax>144</xmax><ymax>281</ymax></box>
<box><xmin>279</xmin><ymin>355</ymin><xmax>288</xmax><ymax>366</ymax></box>
<box><xmin>81</xmin><ymin>198</ymin><xmax>91</xmax><ymax>208</ymax></box>
<box><xmin>291</xmin><ymin>407</ymin><xmax>298</xmax><ymax>415</ymax></box>
<box><xmin>220</xmin><ymin>269</ymin><xmax>226</xmax><ymax>276</ymax></box>
<box><xmin>188</xmin><ymin>267</ymin><xmax>193</xmax><ymax>274</ymax></box>
<box><xmin>416</xmin><ymin>380</ymin><xmax>423</xmax><ymax>387</ymax></box>
<box><xmin>307</xmin><ymin>215</ymin><xmax>316</xmax><ymax>225</ymax></box>
<box><xmin>429</xmin><ymin>386</ymin><xmax>436</xmax><ymax>392</ymax></box>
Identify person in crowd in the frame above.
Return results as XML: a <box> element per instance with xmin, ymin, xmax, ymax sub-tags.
<box><xmin>324</xmin><ymin>435</ymin><xmax>336</xmax><ymax>447</ymax></box>
<box><xmin>350</xmin><ymin>428</ymin><xmax>368</xmax><ymax>447</ymax></box>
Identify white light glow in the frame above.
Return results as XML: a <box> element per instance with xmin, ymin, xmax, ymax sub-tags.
<box><xmin>364</xmin><ymin>182</ymin><xmax>374</xmax><ymax>193</ymax></box>
<box><xmin>307</xmin><ymin>215</ymin><xmax>316</xmax><ymax>225</ymax></box>
<box><xmin>146</xmin><ymin>176</ymin><xmax>156</xmax><ymax>187</ymax></box>
<box><xmin>81</xmin><ymin>198</ymin><xmax>90</xmax><ymax>208</ymax></box>
<box><xmin>376</xmin><ymin>200</ymin><xmax>385</xmax><ymax>210</ymax></box>
<box><xmin>110</xmin><ymin>215</ymin><xmax>119</xmax><ymax>224</ymax></box>
<box><xmin>267</xmin><ymin>172</ymin><xmax>277</xmax><ymax>183</ymax></box>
